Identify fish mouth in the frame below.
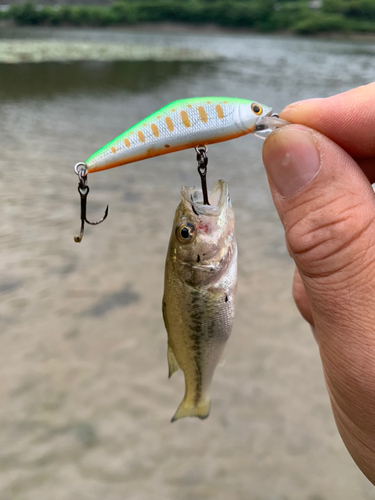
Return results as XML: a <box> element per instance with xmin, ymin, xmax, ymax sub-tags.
<box><xmin>181</xmin><ymin>180</ymin><xmax>229</xmax><ymax>217</ymax></box>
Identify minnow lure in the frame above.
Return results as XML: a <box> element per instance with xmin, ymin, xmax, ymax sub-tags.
<box><xmin>84</xmin><ymin>97</ymin><xmax>276</xmax><ymax>174</ymax></box>
<box><xmin>73</xmin><ymin>97</ymin><xmax>288</xmax><ymax>241</ymax></box>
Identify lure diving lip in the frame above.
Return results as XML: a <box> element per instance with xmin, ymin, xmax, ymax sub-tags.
<box><xmin>82</xmin><ymin>97</ymin><xmax>283</xmax><ymax>174</ymax></box>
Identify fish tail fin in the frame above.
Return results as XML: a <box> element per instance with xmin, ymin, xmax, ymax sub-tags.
<box><xmin>171</xmin><ymin>398</ymin><xmax>211</xmax><ymax>423</ymax></box>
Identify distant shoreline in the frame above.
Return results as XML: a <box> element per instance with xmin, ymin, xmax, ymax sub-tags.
<box><xmin>1</xmin><ymin>20</ymin><xmax>375</xmax><ymax>43</ymax></box>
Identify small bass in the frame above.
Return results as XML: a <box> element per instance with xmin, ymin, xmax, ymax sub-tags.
<box><xmin>85</xmin><ymin>97</ymin><xmax>272</xmax><ymax>173</ymax></box>
<box><xmin>163</xmin><ymin>180</ymin><xmax>237</xmax><ymax>422</ymax></box>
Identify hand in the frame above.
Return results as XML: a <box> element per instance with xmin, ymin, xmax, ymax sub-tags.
<box><xmin>262</xmin><ymin>83</ymin><xmax>375</xmax><ymax>484</ymax></box>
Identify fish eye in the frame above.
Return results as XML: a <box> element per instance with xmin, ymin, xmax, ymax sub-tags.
<box><xmin>251</xmin><ymin>103</ymin><xmax>263</xmax><ymax>115</ymax></box>
<box><xmin>176</xmin><ymin>223</ymin><xmax>196</xmax><ymax>244</ymax></box>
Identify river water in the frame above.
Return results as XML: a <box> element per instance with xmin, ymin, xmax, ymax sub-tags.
<box><xmin>0</xmin><ymin>27</ymin><xmax>374</xmax><ymax>500</ymax></box>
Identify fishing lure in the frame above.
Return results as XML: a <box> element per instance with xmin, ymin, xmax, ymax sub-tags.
<box><xmin>85</xmin><ymin>97</ymin><xmax>276</xmax><ymax>173</ymax></box>
<box><xmin>73</xmin><ymin>97</ymin><xmax>288</xmax><ymax>241</ymax></box>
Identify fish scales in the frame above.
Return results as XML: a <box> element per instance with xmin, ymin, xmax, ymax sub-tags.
<box><xmin>163</xmin><ymin>179</ymin><xmax>237</xmax><ymax>422</ymax></box>
<box><xmin>85</xmin><ymin>97</ymin><xmax>271</xmax><ymax>173</ymax></box>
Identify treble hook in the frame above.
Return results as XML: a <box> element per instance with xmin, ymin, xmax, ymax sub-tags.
<box><xmin>195</xmin><ymin>145</ymin><xmax>210</xmax><ymax>206</ymax></box>
<box><xmin>74</xmin><ymin>162</ymin><xmax>109</xmax><ymax>243</ymax></box>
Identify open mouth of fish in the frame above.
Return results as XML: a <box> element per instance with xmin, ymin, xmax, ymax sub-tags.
<box><xmin>181</xmin><ymin>179</ymin><xmax>229</xmax><ymax>217</ymax></box>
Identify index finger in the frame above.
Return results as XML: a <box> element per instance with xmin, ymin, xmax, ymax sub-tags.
<box><xmin>280</xmin><ymin>83</ymin><xmax>375</xmax><ymax>159</ymax></box>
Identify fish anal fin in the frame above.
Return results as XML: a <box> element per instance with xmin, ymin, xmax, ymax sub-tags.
<box><xmin>167</xmin><ymin>343</ymin><xmax>180</xmax><ymax>379</ymax></box>
<box><xmin>171</xmin><ymin>398</ymin><xmax>211</xmax><ymax>423</ymax></box>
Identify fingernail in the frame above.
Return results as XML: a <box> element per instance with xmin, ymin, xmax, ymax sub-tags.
<box><xmin>263</xmin><ymin>127</ymin><xmax>321</xmax><ymax>198</ymax></box>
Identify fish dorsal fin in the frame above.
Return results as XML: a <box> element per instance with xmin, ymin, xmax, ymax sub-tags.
<box><xmin>168</xmin><ymin>343</ymin><xmax>180</xmax><ymax>379</ymax></box>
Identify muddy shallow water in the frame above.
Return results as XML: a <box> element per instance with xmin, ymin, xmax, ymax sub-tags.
<box><xmin>0</xmin><ymin>27</ymin><xmax>374</xmax><ymax>500</ymax></box>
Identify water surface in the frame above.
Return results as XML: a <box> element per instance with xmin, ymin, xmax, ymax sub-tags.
<box><xmin>0</xmin><ymin>27</ymin><xmax>374</xmax><ymax>500</ymax></box>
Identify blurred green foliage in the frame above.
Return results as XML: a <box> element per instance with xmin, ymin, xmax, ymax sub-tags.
<box><xmin>293</xmin><ymin>12</ymin><xmax>347</xmax><ymax>33</ymax></box>
<box><xmin>2</xmin><ymin>0</ymin><xmax>375</xmax><ymax>33</ymax></box>
<box><xmin>323</xmin><ymin>0</ymin><xmax>375</xmax><ymax>18</ymax></box>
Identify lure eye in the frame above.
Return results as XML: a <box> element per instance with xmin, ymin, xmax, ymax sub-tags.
<box><xmin>176</xmin><ymin>222</ymin><xmax>196</xmax><ymax>244</ymax></box>
<box><xmin>251</xmin><ymin>103</ymin><xmax>263</xmax><ymax>115</ymax></box>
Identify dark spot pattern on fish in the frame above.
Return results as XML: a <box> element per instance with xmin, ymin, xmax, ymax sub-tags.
<box><xmin>82</xmin><ymin>285</ymin><xmax>140</xmax><ymax>317</ymax></box>
<box><xmin>189</xmin><ymin>289</ymin><xmax>205</xmax><ymax>405</ymax></box>
<box><xmin>197</xmin><ymin>255</ymin><xmax>200</xmax><ymax>263</ymax></box>
<box><xmin>225</xmin><ymin>295</ymin><xmax>228</xmax><ymax>302</ymax></box>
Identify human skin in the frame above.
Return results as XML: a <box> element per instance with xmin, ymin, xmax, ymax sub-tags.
<box><xmin>262</xmin><ymin>82</ymin><xmax>375</xmax><ymax>484</ymax></box>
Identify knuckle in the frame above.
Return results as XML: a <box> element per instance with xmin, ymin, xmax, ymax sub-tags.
<box><xmin>284</xmin><ymin>195</ymin><xmax>375</xmax><ymax>275</ymax></box>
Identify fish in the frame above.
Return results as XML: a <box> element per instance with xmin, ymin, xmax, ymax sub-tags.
<box><xmin>84</xmin><ymin>97</ymin><xmax>272</xmax><ymax>173</ymax></box>
<box><xmin>163</xmin><ymin>179</ymin><xmax>237</xmax><ymax>422</ymax></box>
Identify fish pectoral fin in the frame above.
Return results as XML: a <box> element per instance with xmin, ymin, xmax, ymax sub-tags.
<box><xmin>171</xmin><ymin>398</ymin><xmax>211</xmax><ymax>423</ymax></box>
<box><xmin>167</xmin><ymin>343</ymin><xmax>180</xmax><ymax>379</ymax></box>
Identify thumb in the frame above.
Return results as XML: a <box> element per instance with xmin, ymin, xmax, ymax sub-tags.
<box><xmin>262</xmin><ymin>125</ymin><xmax>375</xmax><ymax>324</ymax></box>
<box><xmin>262</xmin><ymin>125</ymin><xmax>375</xmax><ymax>477</ymax></box>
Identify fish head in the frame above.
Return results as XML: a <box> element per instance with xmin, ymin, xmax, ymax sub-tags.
<box><xmin>168</xmin><ymin>179</ymin><xmax>236</xmax><ymax>287</ymax></box>
<box><xmin>238</xmin><ymin>100</ymin><xmax>273</xmax><ymax>133</ymax></box>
